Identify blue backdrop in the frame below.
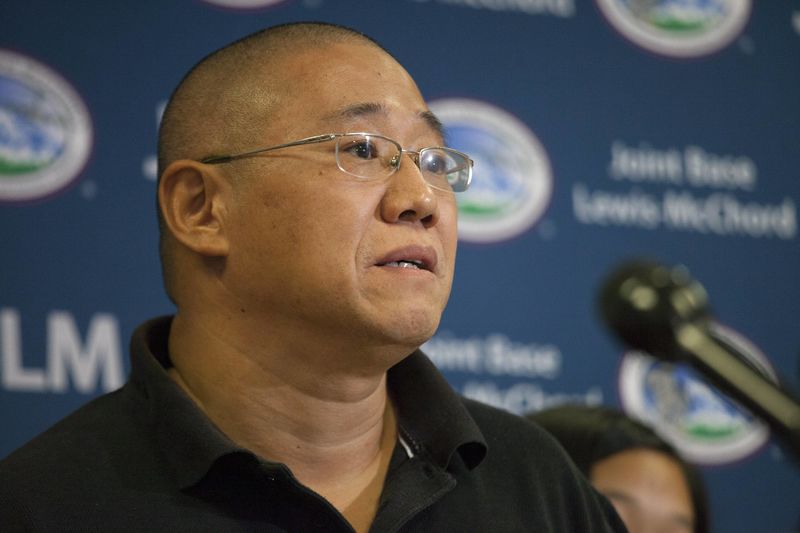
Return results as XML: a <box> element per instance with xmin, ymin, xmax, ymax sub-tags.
<box><xmin>2</xmin><ymin>1</ymin><xmax>799</xmax><ymax>531</ymax></box>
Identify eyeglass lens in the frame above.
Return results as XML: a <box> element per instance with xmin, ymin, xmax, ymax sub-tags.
<box><xmin>335</xmin><ymin>134</ymin><xmax>470</xmax><ymax>193</ymax></box>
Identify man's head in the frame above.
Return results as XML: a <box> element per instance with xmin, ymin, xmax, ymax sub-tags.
<box><xmin>156</xmin><ymin>22</ymin><xmax>462</xmax><ymax>362</ymax></box>
<box><xmin>156</xmin><ymin>22</ymin><xmax>387</xmax><ymax>289</ymax></box>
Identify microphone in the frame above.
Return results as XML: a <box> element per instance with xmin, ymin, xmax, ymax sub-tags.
<box><xmin>598</xmin><ymin>259</ymin><xmax>800</xmax><ymax>458</ymax></box>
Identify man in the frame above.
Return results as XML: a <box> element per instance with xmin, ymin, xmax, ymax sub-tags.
<box><xmin>0</xmin><ymin>22</ymin><xmax>626</xmax><ymax>532</ymax></box>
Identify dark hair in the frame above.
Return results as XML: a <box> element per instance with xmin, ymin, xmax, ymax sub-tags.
<box><xmin>527</xmin><ymin>404</ymin><xmax>710</xmax><ymax>533</ymax></box>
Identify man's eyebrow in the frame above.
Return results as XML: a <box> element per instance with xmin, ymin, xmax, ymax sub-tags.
<box><xmin>325</xmin><ymin>102</ymin><xmax>385</xmax><ymax>122</ymax></box>
<box><xmin>419</xmin><ymin>110</ymin><xmax>445</xmax><ymax>143</ymax></box>
<box><xmin>323</xmin><ymin>102</ymin><xmax>446</xmax><ymax>141</ymax></box>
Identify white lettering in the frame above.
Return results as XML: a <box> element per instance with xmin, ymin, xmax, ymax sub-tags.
<box><xmin>429</xmin><ymin>0</ymin><xmax>574</xmax><ymax>17</ymax></box>
<box><xmin>662</xmin><ymin>191</ymin><xmax>796</xmax><ymax>239</ymax></box>
<box><xmin>573</xmin><ymin>184</ymin><xmax>661</xmax><ymax>229</ymax></box>
<box><xmin>461</xmin><ymin>380</ymin><xmax>603</xmax><ymax>414</ymax></box>
<box><xmin>684</xmin><ymin>146</ymin><xmax>757</xmax><ymax>191</ymax></box>
<box><xmin>1</xmin><ymin>308</ymin><xmax>47</xmax><ymax>391</ymax></box>
<box><xmin>423</xmin><ymin>333</ymin><xmax>483</xmax><ymax>373</ymax></box>
<box><xmin>423</xmin><ymin>332</ymin><xmax>562</xmax><ymax>378</ymax></box>
<box><xmin>607</xmin><ymin>141</ymin><xmax>759</xmax><ymax>192</ymax></box>
<box><xmin>609</xmin><ymin>141</ymin><xmax>683</xmax><ymax>185</ymax></box>
<box><xmin>142</xmin><ymin>100</ymin><xmax>167</xmax><ymax>181</ymax></box>
<box><xmin>484</xmin><ymin>335</ymin><xmax>560</xmax><ymax>378</ymax></box>
<box><xmin>47</xmin><ymin>312</ymin><xmax>124</xmax><ymax>393</ymax></box>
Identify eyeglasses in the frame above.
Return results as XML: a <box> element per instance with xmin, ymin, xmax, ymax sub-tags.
<box><xmin>200</xmin><ymin>132</ymin><xmax>473</xmax><ymax>193</ymax></box>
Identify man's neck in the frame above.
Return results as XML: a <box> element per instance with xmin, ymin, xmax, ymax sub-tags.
<box><xmin>166</xmin><ymin>312</ymin><xmax>401</xmax><ymax>532</ymax></box>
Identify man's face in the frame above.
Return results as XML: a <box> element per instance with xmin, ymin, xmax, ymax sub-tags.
<box><xmin>219</xmin><ymin>41</ymin><xmax>458</xmax><ymax>356</ymax></box>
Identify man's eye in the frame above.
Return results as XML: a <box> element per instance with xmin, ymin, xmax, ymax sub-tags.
<box><xmin>344</xmin><ymin>140</ymin><xmax>378</xmax><ymax>159</ymax></box>
<box><xmin>421</xmin><ymin>152</ymin><xmax>450</xmax><ymax>175</ymax></box>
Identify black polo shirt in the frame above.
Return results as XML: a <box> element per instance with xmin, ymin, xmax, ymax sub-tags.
<box><xmin>0</xmin><ymin>317</ymin><xmax>626</xmax><ymax>532</ymax></box>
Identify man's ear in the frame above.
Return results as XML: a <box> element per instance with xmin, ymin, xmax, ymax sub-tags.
<box><xmin>158</xmin><ymin>160</ymin><xmax>231</xmax><ymax>257</ymax></box>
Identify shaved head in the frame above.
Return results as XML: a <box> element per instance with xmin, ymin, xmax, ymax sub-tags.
<box><xmin>156</xmin><ymin>22</ymin><xmax>391</xmax><ymax>302</ymax></box>
<box><xmin>158</xmin><ymin>22</ymin><xmax>387</xmax><ymax>175</ymax></box>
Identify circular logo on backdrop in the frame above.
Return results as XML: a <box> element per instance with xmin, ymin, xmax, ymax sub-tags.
<box><xmin>595</xmin><ymin>0</ymin><xmax>752</xmax><ymax>58</ymax></box>
<box><xmin>200</xmin><ymin>0</ymin><xmax>288</xmax><ymax>8</ymax></box>
<box><xmin>619</xmin><ymin>323</ymin><xmax>773</xmax><ymax>465</ymax></box>
<box><xmin>0</xmin><ymin>50</ymin><xmax>92</xmax><ymax>203</ymax></box>
<box><xmin>428</xmin><ymin>98</ymin><xmax>552</xmax><ymax>243</ymax></box>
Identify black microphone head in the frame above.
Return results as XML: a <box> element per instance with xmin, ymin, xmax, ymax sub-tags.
<box><xmin>598</xmin><ymin>259</ymin><xmax>711</xmax><ymax>361</ymax></box>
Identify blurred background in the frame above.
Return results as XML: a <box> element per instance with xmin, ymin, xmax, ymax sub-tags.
<box><xmin>1</xmin><ymin>1</ymin><xmax>799</xmax><ymax>531</ymax></box>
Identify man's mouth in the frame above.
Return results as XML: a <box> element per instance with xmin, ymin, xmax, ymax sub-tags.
<box><xmin>382</xmin><ymin>260</ymin><xmax>425</xmax><ymax>270</ymax></box>
<box><xmin>375</xmin><ymin>246</ymin><xmax>437</xmax><ymax>273</ymax></box>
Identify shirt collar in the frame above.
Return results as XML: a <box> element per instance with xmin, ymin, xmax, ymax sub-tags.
<box><xmin>128</xmin><ymin>316</ymin><xmax>487</xmax><ymax>489</ymax></box>
<box><xmin>388</xmin><ymin>350</ymin><xmax>487</xmax><ymax>471</ymax></box>
<box><xmin>129</xmin><ymin>316</ymin><xmax>253</xmax><ymax>489</ymax></box>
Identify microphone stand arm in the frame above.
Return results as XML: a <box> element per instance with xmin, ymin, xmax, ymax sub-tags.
<box><xmin>675</xmin><ymin>323</ymin><xmax>800</xmax><ymax>459</ymax></box>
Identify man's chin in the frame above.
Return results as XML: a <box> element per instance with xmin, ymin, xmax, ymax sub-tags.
<box><xmin>380</xmin><ymin>315</ymin><xmax>441</xmax><ymax>353</ymax></box>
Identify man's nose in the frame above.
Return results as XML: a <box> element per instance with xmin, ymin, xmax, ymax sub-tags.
<box><xmin>379</xmin><ymin>153</ymin><xmax>439</xmax><ymax>227</ymax></box>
